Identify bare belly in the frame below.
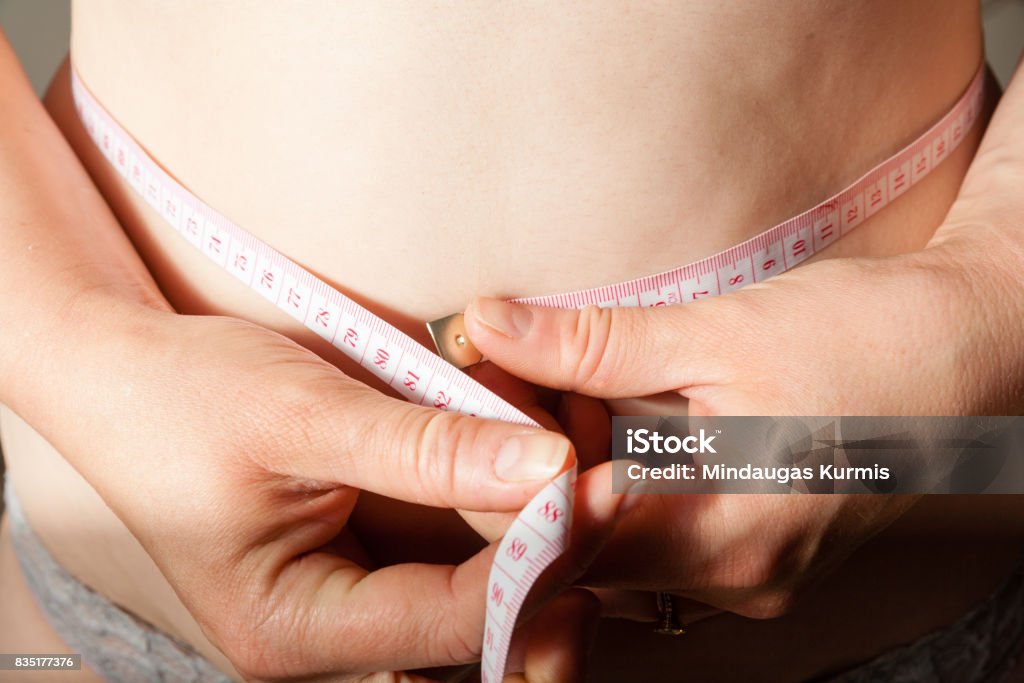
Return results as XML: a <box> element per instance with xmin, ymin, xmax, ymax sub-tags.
<box><xmin>5</xmin><ymin>1</ymin><xmax>1024</xmax><ymax>680</ymax></box>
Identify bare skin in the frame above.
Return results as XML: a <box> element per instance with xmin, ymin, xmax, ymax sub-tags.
<box><xmin>3</xmin><ymin>1</ymin><xmax>1024</xmax><ymax>681</ymax></box>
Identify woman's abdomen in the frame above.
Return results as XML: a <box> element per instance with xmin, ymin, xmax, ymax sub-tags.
<box><xmin>7</xmin><ymin>1</ymin><xmax>1021</xmax><ymax>677</ymax></box>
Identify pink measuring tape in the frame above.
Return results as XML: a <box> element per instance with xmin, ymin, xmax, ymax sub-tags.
<box><xmin>71</xmin><ymin>63</ymin><xmax>984</xmax><ymax>680</ymax></box>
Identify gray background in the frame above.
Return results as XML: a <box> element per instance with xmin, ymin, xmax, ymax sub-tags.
<box><xmin>0</xmin><ymin>0</ymin><xmax>70</xmax><ymax>94</ymax></box>
<box><xmin>0</xmin><ymin>1</ymin><xmax>1021</xmax><ymax>511</ymax></box>
<box><xmin>1</xmin><ymin>0</ymin><xmax>1023</xmax><ymax>94</ymax></box>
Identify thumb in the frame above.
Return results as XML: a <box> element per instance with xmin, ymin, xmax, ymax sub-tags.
<box><xmin>463</xmin><ymin>294</ymin><xmax>752</xmax><ymax>399</ymax></box>
<box><xmin>265</xmin><ymin>379</ymin><xmax>575</xmax><ymax>512</ymax></box>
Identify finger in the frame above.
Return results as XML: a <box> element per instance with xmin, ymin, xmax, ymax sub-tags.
<box><xmin>460</xmin><ymin>363</ymin><xmax>565</xmax><ymax>541</ymax></box>
<box><xmin>455</xmin><ymin>401</ymin><xmax>585</xmax><ymax>544</ymax></box>
<box><xmin>591</xmin><ymin>589</ymin><xmax>723</xmax><ymax>625</ymax></box>
<box><xmin>504</xmin><ymin>589</ymin><xmax>600</xmax><ymax>683</ymax></box>
<box><xmin>253</xmin><ymin>545</ymin><xmax>499</xmax><ymax>677</ymax></box>
<box><xmin>589</xmin><ymin>588</ymin><xmax>658</xmax><ymax>621</ymax></box>
<box><xmin>513</xmin><ymin>461</ymin><xmax>629</xmax><ymax>621</ymax></box>
<box><xmin>460</xmin><ymin>506</ymin><xmax>528</xmax><ymax>545</ymax></box>
<box><xmin>463</xmin><ymin>295</ymin><xmax>748</xmax><ymax>398</ymax></box>
<box><xmin>665</xmin><ymin>596</ymin><xmax>725</xmax><ymax>626</ymax></box>
<box><xmin>273</xmin><ymin>463</ymin><xmax>621</xmax><ymax>678</ymax></box>
<box><xmin>267</xmin><ymin>378</ymin><xmax>575</xmax><ymax>512</ymax></box>
<box><xmin>466</xmin><ymin>461</ymin><xmax>627</xmax><ymax>671</ymax></box>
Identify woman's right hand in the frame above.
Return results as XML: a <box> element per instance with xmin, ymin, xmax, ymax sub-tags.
<box><xmin>0</xmin><ymin>31</ymin><xmax>618</xmax><ymax>679</ymax></box>
<box><xmin>7</xmin><ymin>297</ymin><xmax>619</xmax><ymax>681</ymax></box>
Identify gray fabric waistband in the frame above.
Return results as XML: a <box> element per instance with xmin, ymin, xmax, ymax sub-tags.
<box><xmin>816</xmin><ymin>553</ymin><xmax>1024</xmax><ymax>683</ymax></box>
<box><xmin>6</xmin><ymin>473</ymin><xmax>1024</xmax><ymax>682</ymax></box>
<box><xmin>4</xmin><ymin>478</ymin><xmax>232</xmax><ymax>683</ymax></box>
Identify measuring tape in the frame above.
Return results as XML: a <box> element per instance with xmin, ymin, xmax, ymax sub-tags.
<box><xmin>71</xmin><ymin>62</ymin><xmax>983</xmax><ymax>681</ymax></box>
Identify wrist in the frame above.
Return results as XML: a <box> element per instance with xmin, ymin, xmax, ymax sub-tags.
<box><xmin>0</xmin><ymin>287</ymin><xmax>173</xmax><ymax>417</ymax></box>
<box><xmin>917</xmin><ymin>228</ymin><xmax>1024</xmax><ymax>413</ymax></box>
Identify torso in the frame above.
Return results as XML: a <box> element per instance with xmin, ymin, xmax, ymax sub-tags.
<box><xmin>4</xmin><ymin>1</ymin><xmax>1024</xmax><ymax>680</ymax></box>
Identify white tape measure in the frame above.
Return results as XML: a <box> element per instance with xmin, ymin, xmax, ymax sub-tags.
<box><xmin>71</xmin><ymin>62</ymin><xmax>983</xmax><ymax>681</ymax></box>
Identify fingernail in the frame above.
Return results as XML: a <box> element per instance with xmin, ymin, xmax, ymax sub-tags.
<box><xmin>495</xmin><ymin>433</ymin><xmax>570</xmax><ymax>482</ymax></box>
<box><xmin>471</xmin><ymin>297</ymin><xmax>532</xmax><ymax>338</ymax></box>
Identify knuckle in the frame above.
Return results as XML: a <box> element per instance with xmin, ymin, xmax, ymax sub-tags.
<box><xmin>222</xmin><ymin>641</ymin><xmax>273</xmax><ymax>682</ymax></box>
<box><xmin>738</xmin><ymin>589</ymin><xmax>798</xmax><ymax>620</ymax></box>
<box><xmin>423</xmin><ymin>570</ymin><xmax>483</xmax><ymax>666</ymax></box>
<box><xmin>428</xmin><ymin>607</ymin><xmax>481</xmax><ymax>665</ymax></box>
<box><xmin>205</xmin><ymin>563</ymin><xmax>334</xmax><ymax>681</ymax></box>
<box><xmin>272</xmin><ymin>382</ymin><xmax>321</xmax><ymax>447</ymax></box>
<box><xmin>717</xmin><ymin>536</ymin><xmax>798</xmax><ymax>595</ymax></box>
<box><xmin>255</xmin><ymin>371</ymin><xmax>354</xmax><ymax>473</ymax></box>
<box><xmin>400</xmin><ymin>408</ymin><xmax>465</xmax><ymax>506</ymax></box>
<box><xmin>215</xmin><ymin>606</ymin><xmax>290</xmax><ymax>680</ymax></box>
<box><xmin>566</xmin><ymin>305</ymin><xmax>619</xmax><ymax>393</ymax></box>
<box><xmin>722</xmin><ymin>550</ymin><xmax>778</xmax><ymax>593</ymax></box>
<box><xmin>694</xmin><ymin>294</ymin><xmax>761</xmax><ymax>375</ymax></box>
<box><xmin>712</xmin><ymin>532</ymin><xmax>808</xmax><ymax>619</ymax></box>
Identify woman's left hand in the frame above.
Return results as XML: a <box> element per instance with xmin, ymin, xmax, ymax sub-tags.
<box><xmin>461</xmin><ymin>61</ymin><xmax>1024</xmax><ymax>618</ymax></box>
<box><xmin>459</xmin><ymin>232</ymin><xmax>1023</xmax><ymax>617</ymax></box>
